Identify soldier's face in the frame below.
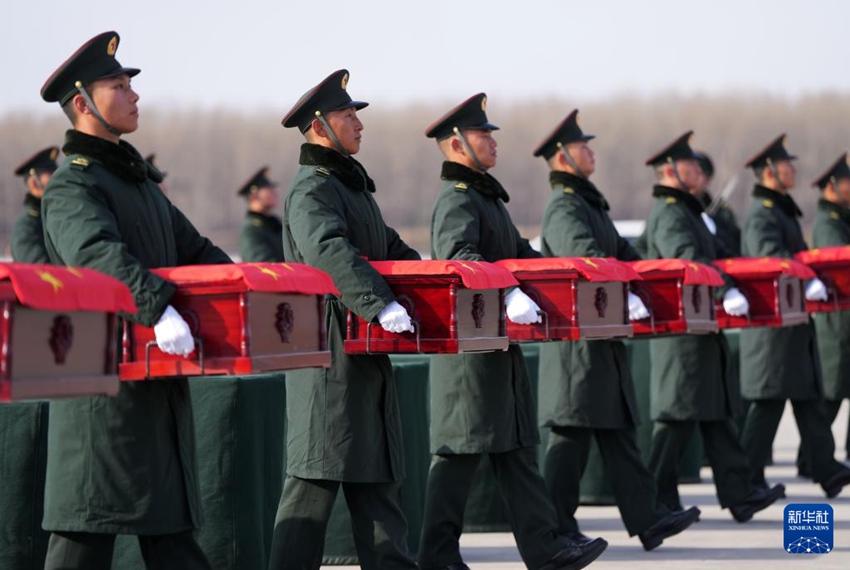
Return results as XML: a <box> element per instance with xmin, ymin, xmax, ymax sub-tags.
<box><xmin>256</xmin><ymin>186</ymin><xmax>279</xmax><ymax>210</ymax></box>
<box><xmin>464</xmin><ymin>129</ymin><xmax>498</xmax><ymax>170</ymax></box>
<box><xmin>27</xmin><ymin>172</ymin><xmax>51</xmax><ymax>197</ymax></box>
<box><xmin>775</xmin><ymin>160</ymin><xmax>796</xmax><ymax>189</ymax></box>
<box><xmin>566</xmin><ymin>141</ymin><xmax>595</xmax><ymax>176</ymax></box>
<box><xmin>674</xmin><ymin>159</ymin><xmax>699</xmax><ymax>189</ymax></box>
<box><xmin>836</xmin><ymin>178</ymin><xmax>850</xmax><ymax>205</ymax></box>
<box><xmin>88</xmin><ymin>74</ymin><xmax>139</xmax><ymax>134</ymax></box>
<box><xmin>325</xmin><ymin>107</ymin><xmax>363</xmax><ymax>155</ymax></box>
<box><xmin>691</xmin><ymin>168</ymin><xmax>708</xmax><ymax>194</ymax></box>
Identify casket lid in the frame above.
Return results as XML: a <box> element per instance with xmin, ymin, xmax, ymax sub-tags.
<box><xmin>714</xmin><ymin>257</ymin><xmax>815</xmax><ymax>280</ymax></box>
<box><xmin>369</xmin><ymin>260</ymin><xmax>518</xmax><ymax>289</ymax></box>
<box><xmin>495</xmin><ymin>257</ymin><xmax>640</xmax><ymax>283</ymax></box>
<box><xmin>629</xmin><ymin>259</ymin><xmax>725</xmax><ymax>286</ymax></box>
<box><xmin>0</xmin><ymin>262</ymin><xmax>136</xmax><ymax>313</ymax></box>
<box><xmin>151</xmin><ymin>263</ymin><xmax>339</xmax><ymax>295</ymax></box>
<box><xmin>796</xmin><ymin>245</ymin><xmax>850</xmax><ymax>265</ymax></box>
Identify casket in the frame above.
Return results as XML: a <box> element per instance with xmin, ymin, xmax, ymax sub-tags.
<box><xmin>713</xmin><ymin>257</ymin><xmax>814</xmax><ymax>328</ymax></box>
<box><xmin>343</xmin><ymin>260</ymin><xmax>517</xmax><ymax>354</ymax></box>
<box><xmin>795</xmin><ymin>246</ymin><xmax>850</xmax><ymax>313</ymax></box>
<box><xmin>627</xmin><ymin>260</ymin><xmax>724</xmax><ymax>336</ymax></box>
<box><xmin>494</xmin><ymin>258</ymin><xmax>637</xmax><ymax>342</ymax></box>
<box><xmin>0</xmin><ymin>263</ymin><xmax>135</xmax><ymax>402</ymax></box>
<box><xmin>119</xmin><ymin>263</ymin><xmax>337</xmax><ymax>380</ymax></box>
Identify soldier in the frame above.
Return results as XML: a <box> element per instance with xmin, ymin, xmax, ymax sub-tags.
<box><xmin>39</xmin><ymin>31</ymin><xmax>231</xmax><ymax>569</ymax></box>
<box><xmin>145</xmin><ymin>153</ymin><xmax>169</xmax><ymax>195</ymax></box>
<box><xmin>535</xmin><ymin>110</ymin><xmax>700</xmax><ymax>550</ymax></box>
<box><xmin>237</xmin><ymin>167</ymin><xmax>284</xmax><ymax>262</ymax></box>
<box><xmin>641</xmin><ymin>132</ymin><xmax>785</xmax><ymax>521</ymax></box>
<box><xmin>420</xmin><ymin>94</ymin><xmax>607</xmax><ymax>570</ymax></box>
<box><xmin>692</xmin><ymin>151</ymin><xmax>742</xmax><ymax>256</ymax></box>
<box><xmin>739</xmin><ymin>135</ymin><xmax>850</xmax><ymax>497</ymax></box>
<box><xmin>270</xmin><ymin>69</ymin><xmax>420</xmax><ymax>570</ymax></box>
<box><xmin>10</xmin><ymin>145</ymin><xmax>59</xmax><ymax>263</ymax></box>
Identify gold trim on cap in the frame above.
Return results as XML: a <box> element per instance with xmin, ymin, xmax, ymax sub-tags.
<box><xmin>107</xmin><ymin>36</ymin><xmax>118</xmax><ymax>56</ymax></box>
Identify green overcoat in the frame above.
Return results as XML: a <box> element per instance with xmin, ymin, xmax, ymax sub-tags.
<box><xmin>701</xmin><ymin>191</ymin><xmax>742</xmax><ymax>257</ymax></box>
<box><xmin>41</xmin><ymin>130</ymin><xmax>231</xmax><ymax>534</ymax></box>
<box><xmin>811</xmin><ymin>198</ymin><xmax>850</xmax><ymax>400</ymax></box>
<box><xmin>239</xmin><ymin>211</ymin><xmax>284</xmax><ymax>262</ymax></box>
<box><xmin>428</xmin><ymin>161</ymin><xmax>540</xmax><ymax>454</ymax></box>
<box><xmin>740</xmin><ymin>185</ymin><xmax>822</xmax><ymax>401</ymax></box>
<box><xmin>538</xmin><ymin>171</ymin><xmax>641</xmax><ymax>429</ymax></box>
<box><xmin>643</xmin><ymin>185</ymin><xmax>737</xmax><ymax>421</ymax></box>
<box><xmin>11</xmin><ymin>193</ymin><xmax>50</xmax><ymax>264</ymax></box>
<box><xmin>282</xmin><ymin>143</ymin><xmax>419</xmax><ymax>482</ymax></box>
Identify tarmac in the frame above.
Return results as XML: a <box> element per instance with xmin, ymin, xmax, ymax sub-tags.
<box><xmin>327</xmin><ymin>401</ymin><xmax>850</xmax><ymax>569</ymax></box>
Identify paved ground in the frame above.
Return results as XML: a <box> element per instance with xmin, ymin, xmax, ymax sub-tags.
<box><xmin>328</xmin><ymin>401</ymin><xmax>850</xmax><ymax>569</ymax></box>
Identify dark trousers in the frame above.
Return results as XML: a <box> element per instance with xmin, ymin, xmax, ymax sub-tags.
<box><xmin>648</xmin><ymin>419</ymin><xmax>752</xmax><ymax>510</ymax></box>
<box><xmin>43</xmin><ymin>530</ymin><xmax>210</xmax><ymax>570</ymax></box>
<box><xmin>797</xmin><ymin>399</ymin><xmax>846</xmax><ymax>472</ymax></box>
<box><xmin>268</xmin><ymin>476</ymin><xmax>416</xmax><ymax>570</ymax></box>
<box><xmin>418</xmin><ymin>447</ymin><xmax>569</xmax><ymax>570</ymax></box>
<box><xmin>741</xmin><ymin>399</ymin><xmax>842</xmax><ymax>487</ymax></box>
<box><xmin>544</xmin><ymin>426</ymin><xmax>666</xmax><ymax>536</ymax></box>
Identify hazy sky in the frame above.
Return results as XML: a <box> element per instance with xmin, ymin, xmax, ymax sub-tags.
<box><xmin>2</xmin><ymin>0</ymin><xmax>847</xmax><ymax>115</ymax></box>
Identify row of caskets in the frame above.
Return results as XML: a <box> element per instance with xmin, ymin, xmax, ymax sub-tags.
<box><xmin>4</xmin><ymin>246</ymin><xmax>850</xmax><ymax>402</ymax></box>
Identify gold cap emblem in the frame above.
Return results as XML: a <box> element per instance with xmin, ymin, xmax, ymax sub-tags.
<box><xmin>50</xmin><ymin>148</ymin><xmax>58</xmax><ymax>160</ymax></box>
<box><xmin>107</xmin><ymin>36</ymin><xmax>118</xmax><ymax>56</ymax></box>
<box><xmin>481</xmin><ymin>96</ymin><xmax>487</xmax><ymax>111</ymax></box>
<box><xmin>341</xmin><ymin>73</ymin><xmax>349</xmax><ymax>90</ymax></box>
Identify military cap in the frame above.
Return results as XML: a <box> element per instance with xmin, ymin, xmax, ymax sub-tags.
<box><xmin>532</xmin><ymin>109</ymin><xmax>595</xmax><ymax>159</ymax></box>
<box><xmin>744</xmin><ymin>134</ymin><xmax>797</xmax><ymax>170</ymax></box>
<box><xmin>237</xmin><ymin>167</ymin><xmax>277</xmax><ymax>197</ymax></box>
<box><xmin>14</xmin><ymin>146</ymin><xmax>60</xmax><ymax>177</ymax></box>
<box><xmin>645</xmin><ymin>131</ymin><xmax>697</xmax><ymax>166</ymax></box>
<box><xmin>425</xmin><ymin>93</ymin><xmax>500</xmax><ymax>140</ymax></box>
<box><xmin>41</xmin><ymin>31</ymin><xmax>140</xmax><ymax>105</ymax></box>
<box><xmin>693</xmin><ymin>151</ymin><xmax>715</xmax><ymax>178</ymax></box>
<box><xmin>812</xmin><ymin>153</ymin><xmax>850</xmax><ymax>189</ymax></box>
<box><xmin>281</xmin><ymin>69</ymin><xmax>368</xmax><ymax>132</ymax></box>
<box><xmin>145</xmin><ymin>154</ymin><xmax>167</xmax><ymax>179</ymax></box>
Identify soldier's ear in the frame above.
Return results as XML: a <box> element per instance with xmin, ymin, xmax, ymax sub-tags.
<box><xmin>451</xmin><ymin>136</ymin><xmax>463</xmax><ymax>155</ymax></box>
<box><xmin>310</xmin><ymin>118</ymin><xmax>325</xmax><ymax>138</ymax></box>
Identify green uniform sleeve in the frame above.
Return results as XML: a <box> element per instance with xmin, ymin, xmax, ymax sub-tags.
<box><xmin>385</xmin><ymin>226</ymin><xmax>421</xmax><ymax>261</ymax></box>
<box><xmin>813</xmin><ymin>217</ymin><xmax>850</xmax><ymax>247</ymax></box>
<box><xmin>170</xmin><ymin>203</ymin><xmax>231</xmax><ymax>265</ymax></box>
<box><xmin>544</xmin><ymin>195</ymin><xmax>609</xmax><ymax>258</ymax></box>
<box><xmin>10</xmin><ymin>214</ymin><xmax>50</xmax><ymax>264</ymax></box>
<box><xmin>616</xmin><ymin>236</ymin><xmax>642</xmax><ymax>262</ymax></box>
<box><xmin>633</xmin><ymin>229</ymin><xmax>649</xmax><ymax>259</ymax></box>
<box><xmin>431</xmin><ymin>190</ymin><xmax>485</xmax><ymax>261</ymax></box>
<box><xmin>744</xmin><ymin>208</ymin><xmax>789</xmax><ymax>258</ymax></box>
<box><xmin>239</xmin><ymin>223</ymin><xmax>280</xmax><ymax>262</ymax></box>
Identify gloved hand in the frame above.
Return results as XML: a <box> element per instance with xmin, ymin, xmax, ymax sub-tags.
<box><xmin>700</xmin><ymin>212</ymin><xmax>717</xmax><ymax>235</ymax></box>
<box><xmin>628</xmin><ymin>292</ymin><xmax>650</xmax><ymax>321</ymax></box>
<box><xmin>378</xmin><ymin>301</ymin><xmax>414</xmax><ymax>333</ymax></box>
<box><xmin>154</xmin><ymin>305</ymin><xmax>195</xmax><ymax>357</ymax></box>
<box><xmin>805</xmin><ymin>278</ymin><xmax>828</xmax><ymax>302</ymax></box>
<box><xmin>505</xmin><ymin>288</ymin><xmax>542</xmax><ymax>325</ymax></box>
<box><xmin>722</xmin><ymin>287</ymin><xmax>750</xmax><ymax>316</ymax></box>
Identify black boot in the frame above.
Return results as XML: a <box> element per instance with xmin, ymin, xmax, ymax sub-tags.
<box><xmin>539</xmin><ymin>537</ymin><xmax>608</xmax><ymax>570</ymax></box>
<box><xmin>822</xmin><ymin>466</ymin><xmax>850</xmax><ymax>498</ymax></box>
<box><xmin>638</xmin><ymin>506</ymin><xmax>701</xmax><ymax>551</ymax></box>
<box><xmin>729</xmin><ymin>484</ymin><xmax>785</xmax><ymax>522</ymax></box>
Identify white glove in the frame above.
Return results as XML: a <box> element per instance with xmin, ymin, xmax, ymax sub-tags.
<box><xmin>505</xmin><ymin>288</ymin><xmax>542</xmax><ymax>325</ymax></box>
<box><xmin>378</xmin><ymin>301</ymin><xmax>414</xmax><ymax>333</ymax></box>
<box><xmin>628</xmin><ymin>292</ymin><xmax>650</xmax><ymax>321</ymax></box>
<box><xmin>154</xmin><ymin>305</ymin><xmax>195</xmax><ymax>357</ymax></box>
<box><xmin>722</xmin><ymin>287</ymin><xmax>750</xmax><ymax>316</ymax></box>
<box><xmin>701</xmin><ymin>212</ymin><xmax>717</xmax><ymax>235</ymax></box>
<box><xmin>805</xmin><ymin>278</ymin><xmax>828</xmax><ymax>302</ymax></box>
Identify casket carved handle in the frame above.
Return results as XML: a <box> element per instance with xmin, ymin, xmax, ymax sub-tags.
<box><xmin>179</xmin><ymin>308</ymin><xmax>201</xmax><ymax>336</ymax></box>
<box><xmin>275</xmin><ymin>302</ymin><xmax>295</xmax><ymax>343</ymax></box>
<box><xmin>145</xmin><ymin>337</ymin><xmax>205</xmax><ymax>379</ymax></box>
<box><xmin>471</xmin><ymin>294</ymin><xmax>485</xmax><ymax>329</ymax></box>
<box><xmin>594</xmin><ymin>287</ymin><xmax>608</xmax><ymax>318</ymax></box>
<box><xmin>49</xmin><ymin>314</ymin><xmax>73</xmax><ymax>365</ymax></box>
<box><xmin>366</xmin><ymin>320</ymin><xmax>421</xmax><ymax>354</ymax></box>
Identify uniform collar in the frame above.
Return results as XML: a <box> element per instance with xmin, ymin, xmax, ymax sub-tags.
<box><xmin>817</xmin><ymin>198</ymin><xmax>850</xmax><ymax>222</ymax></box>
<box><xmin>440</xmin><ymin>160</ymin><xmax>510</xmax><ymax>202</ymax></box>
<box><xmin>246</xmin><ymin>210</ymin><xmax>282</xmax><ymax>226</ymax></box>
<box><xmin>62</xmin><ymin>129</ymin><xmax>148</xmax><ymax>183</ymax></box>
<box><xmin>549</xmin><ymin>171</ymin><xmax>608</xmax><ymax>210</ymax></box>
<box><xmin>23</xmin><ymin>193</ymin><xmax>42</xmax><ymax>213</ymax></box>
<box><xmin>752</xmin><ymin>185</ymin><xmax>802</xmax><ymax>218</ymax></box>
<box><xmin>299</xmin><ymin>143</ymin><xmax>375</xmax><ymax>193</ymax></box>
<box><xmin>652</xmin><ymin>184</ymin><xmax>704</xmax><ymax>215</ymax></box>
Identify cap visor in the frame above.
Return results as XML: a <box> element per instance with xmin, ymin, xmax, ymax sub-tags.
<box><xmin>329</xmin><ymin>100</ymin><xmax>369</xmax><ymax>112</ymax></box>
<box><xmin>99</xmin><ymin>67</ymin><xmax>141</xmax><ymax>81</ymax></box>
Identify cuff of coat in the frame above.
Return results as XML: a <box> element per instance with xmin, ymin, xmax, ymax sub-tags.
<box><xmin>134</xmin><ymin>279</ymin><xmax>177</xmax><ymax>327</ymax></box>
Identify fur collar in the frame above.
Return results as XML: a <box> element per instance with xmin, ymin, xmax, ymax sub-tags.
<box><xmin>549</xmin><ymin>171</ymin><xmax>608</xmax><ymax>210</ymax></box>
<box><xmin>752</xmin><ymin>185</ymin><xmax>802</xmax><ymax>218</ymax></box>
<box><xmin>23</xmin><ymin>193</ymin><xmax>42</xmax><ymax>212</ymax></box>
<box><xmin>299</xmin><ymin>143</ymin><xmax>375</xmax><ymax>193</ymax></box>
<box><xmin>246</xmin><ymin>210</ymin><xmax>283</xmax><ymax>229</ymax></box>
<box><xmin>440</xmin><ymin>161</ymin><xmax>510</xmax><ymax>202</ymax></box>
<box><xmin>61</xmin><ymin>129</ymin><xmax>150</xmax><ymax>184</ymax></box>
<box><xmin>652</xmin><ymin>185</ymin><xmax>704</xmax><ymax>216</ymax></box>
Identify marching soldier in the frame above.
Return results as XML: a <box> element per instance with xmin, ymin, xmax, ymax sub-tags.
<box><xmin>642</xmin><ymin>132</ymin><xmax>784</xmax><ymax>521</ymax></box>
<box><xmin>270</xmin><ymin>69</ymin><xmax>420</xmax><ymax>570</ymax></box>
<box><xmin>692</xmin><ymin>151</ymin><xmax>742</xmax><ymax>256</ymax></box>
<box><xmin>39</xmin><ymin>31</ymin><xmax>231</xmax><ymax>569</ymax></box>
<box><xmin>536</xmin><ymin>110</ymin><xmax>700</xmax><ymax>550</ymax></box>
<box><xmin>420</xmin><ymin>94</ymin><xmax>607</xmax><ymax>570</ymax></box>
<box><xmin>10</xmin><ymin>145</ymin><xmax>59</xmax><ymax>263</ymax></box>
<box><xmin>237</xmin><ymin>167</ymin><xmax>284</xmax><ymax>262</ymax></box>
<box><xmin>738</xmin><ymin>135</ymin><xmax>850</xmax><ymax>497</ymax></box>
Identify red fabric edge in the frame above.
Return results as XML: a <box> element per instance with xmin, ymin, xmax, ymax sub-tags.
<box><xmin>628</xmin><ymin>259</ymin><xmax>725</xmax><ymax>286</ymax></box>
<box><xmin>151</xmin><ymin>263</ymin><xmax>339</xmax><ymax>295</ymax></box>
<box><xmin>369</xmin><ymin>260</ymin><xmax>518</xmax><ymax>289</ymax></box>
<box><xmin>495</xmin><ymin>257</ymin><xmax>640</xmax><ymax>282</ymax></box>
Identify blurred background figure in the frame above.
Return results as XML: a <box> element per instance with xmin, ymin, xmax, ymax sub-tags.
<box><xmin>237</xmin><ymin>166</ymin><xmax>283</xmax><ymax>262</ymax></box>
<box><xmin>11</xmin><ymin>145</ymin><xmax>59</xmax><ymax>263</ymax></box>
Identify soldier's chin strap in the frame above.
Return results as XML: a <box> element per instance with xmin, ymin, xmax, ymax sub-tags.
<box><xmin>558</xmin><ymin>142</ymin><xmax>586</xmax><ymax>179</ymax></box>
<box><xmin>74</xmin><ymin>81</ymin><xmax>121</xmax><ymax>137</ymax></box>
<box><xmin>315</xmin><ymin>111</ymin><xmax>350</xmax><ymax>158</ymax></box>
<box><xmin>452</xmin><ymin>127</ymin><xmax>487</xmax><ymax>173</ymax></box>
<box><xmin>766</xmin><ymin>158</ymin><xmax>787</xmax><ymax>193</ymax></box>
<box><xmin>667</xmin><ymin>157</ymin><xmax>689</xmax><ymax>191</ymax></box>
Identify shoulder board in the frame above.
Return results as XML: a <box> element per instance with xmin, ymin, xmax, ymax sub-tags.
<box><xmin>830</xmin><ymin>211</ymin><xmax>840</xmax><ymax>220</ymax></box>
<box><xmin>28</xmin><ymin>209</ymin><xmax>39</xmax><ymax>218</ymax></box>
<box><xmin>762</xmin><ymin>199</ymin><xmax>773</xmax><ymax>208</ymax></box>
<box><xmin>70</xmin><ymin>157</ymin><xmax>90</xmax><ymax>170</ymax></box>
<box><xmin>665</xmin><ymin>197</ymin><xmax>677</xmax><ymax>204</ymax></box>
<box><xmin>562</xmin><ymin>187</ymin><xmax>575</xmax><ymax>194</ymax></box>
<box><xmin>316</xmin><ymin>166</ymin><xmax>331</xmax><ymax>178</ymax></box>
<box><xmin>252</xmin><ymin>219</ymin><xmax>263</xmax><ymax>227</ymax></box>
<box><xmin>454</xmin><ymin>182</ymin><xmax>468</xmax><ymax>191</ymax></box>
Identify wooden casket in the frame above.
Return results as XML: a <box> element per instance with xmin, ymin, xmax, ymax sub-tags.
<box><xmin>343</xmin><ymin>260</ymin><xmax>517</xmax><ymax>354</ymax></box>
<box><xmin>627</xmin><ymin>259</ymin><xmax>724</xmax><ymax>336</ymax></box>
<box><xmin>795</xmin><ymin>246</ymin><xmax>850</xmax><ymax>313</ymax></box>
<box><xmin>494</xmin><ymin>257</ymin><xmax>637</xmax><ymax>342</ymax></box>
<box><xmin>0</xmin><ymin>263</ymin><xmax>136</xmax><ymax>401</ymax></box>
<box><xmin>119</xmin><ymin>263</ymin><xmax>337</xmax><ymax>380</ymax></box>
<box><xmin>713</xmin><ymin>257</ymin><xmax>814</xmax><ymax>329</ymax></box>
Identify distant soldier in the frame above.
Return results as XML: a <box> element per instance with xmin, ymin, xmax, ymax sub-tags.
<box><xmin>536</xmin><ymin>110</ymin><xmax>700</xmax><ymax>550</ymax></box>
<box><xmin>738</xmin><ymin>135</ymin><xmax>850</xmax><ymax>498</ymax></box>
<box><xmin>692</xmin><ymin>151</ymin><xmax>742</xmax><ymax>256</ymax></box>
<box><xmin>10</xmin><ymin>146</ymin><xmax>59</xmax><ymax>263</ymax></box>
<box><xmin>642</xmin><ymin>132</ymin><xmax>784</xmax><ymax>521</ymax></box>
<box><xmin>238</xmin><ymin>167</ymin><xmax>284</xmax><ymax>262</ymax></box>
